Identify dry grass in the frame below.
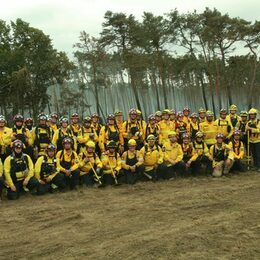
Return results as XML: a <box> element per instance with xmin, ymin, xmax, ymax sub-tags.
<box><xmin>1</xmin><ymin>172</ymin><xmax>260</xmax><ymax>260</ymax></box>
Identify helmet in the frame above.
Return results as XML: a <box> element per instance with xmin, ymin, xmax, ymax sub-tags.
<box><xmin>206</xmin><ymin>110</ymin><xmax>214</xmax><ymax>117</ymax></box>
<box><xmin>13</xmin><ymin>139</ymin><xmax>23</xmax><ymax>149</ymax></box>
<box><xmin>0</xmin><ymin>115</ymin><xmax>6</xmax><ymax>122</ymax></box>
<box><xmin>169</xmin><ymin>109</ymin><xmax>176</xmax><ymax>115</ymax></box>
<box><xmin>71</xmin><ymin>113</ymin><xmax>79</xmax><ymax>119</ymax></box>
<box><xmin>155</xmin><ymin>111</ymin><xmax>162</xmax><ymax>117</ymax></box>
<box><xmin>46</xmin><ymin>144</ymin><xmax>56</xmax><ymax>151</ymax></box>
<box><xmin>148</xmin><ymin>114</ymin><xmax>156</xmax><ymax>121</ymax></box>
<box><xmin>198</xmin><ymin>108</ymin><xmax>206</xmax><ymax>113</ymax></box>
<box><xmin>25</xmin><ymin>117</ymin><xmax>33</xmax><ymax>124</ymax></box>
<box><xmin>190</xmin><ymin>112</ymin><xmax>198</xmax><ymax>118</ymax></box>
<box><xmin>129</xmin><ymin>108</ymin><xmax>137</xmax><ymax>115</ymax></box>
<box><xmin>128</xmin><ymin>139</ymin><xmax>136</xmax><ymax>146</ymax></box>
<box><xmin>59</xmin><ymin>117</ymin><xmax>69</xmax><ymax>124</ymax></box>
<box><xmin>114</xmin><ymin>110</ymin><xmax>123</xmax><ymax>116</ymax></box>
<box><xmin>220</xmin><ymin>108</ymin><xmax>227</xmax><ymax>114</ymax></box>
<box><xmin>136</xmin><ymin>109</ymin><xmax>142</xmax><ymax>115</ymax></box>
<box><xmin>62</xmin><ymin>137</ymin><xmax>73</xmax><ymax>146</ymax></box>
<box><xmin>107</xmin><ymin>114</ymin><xmax>115</xmax><ymax>121</ymax></box>
<box><xmin>177</xmin><ymin>111</ymin><xmax>184</xmax><ymax>117</ymax></box>
<box><xmin>50</xmin><ymin>113</ymin><xmax>58</xmax><ymax>119</ymax></box>
<box><xmin>86</xmin><ymin>141</ymin><xmax>95</xmax><ymax>148</ymax></box>
<box><xmin>216</xmin><ymin>133</ymin><xmax>225</xmax><ymax>139</ymax></box>
<box><xmin>233</xmin><ymin>129</ymin><xmax>241</xmax><ymax>136</ymax></box>
<box><xmin>38</xmin><ymin>113</ymin><xmax>47</xmax><ymax>121</ymax></box>
<box><xmin>91</xmin><ymin>112</ymin><xmax>99</xmax><ymax>118</ymax></box>
<box><xmin>83</xmin><ymin>116</ymin><xmax>92</xmax><ymax>123</ymax></box>
<box><xmin>182</xmin><ymin>133</ymin><xmax>190</xmax><ymax>139</ymax></box>
<box><xmin>13</xmin><ymin>114</ymin><xmax>24</xmax><ymax>122</ymax></box>
<box><xmin>168</xmin><ymin>131</ymin><xmax>177</xmax><ymax>137</ymax></box>
<box><xmin>196</xmin><ymin>131</ymin><xmax>204</xmax><ymax>138</ymax></box>
<box><xmin>107</xmin><ymin>140</ymin><xmax>117</xmax><ymax>148</ymax></box>
<box><xmin>240</xmin><ymin>111</ymin><xmax>248</xmax><ymax>117</ymax></box>
<box><xmin>183</xmin><ymin>107</ymin><xmax>190</xmax><ymax>112</ymax></box>
<box><xmin>229</xmin><ymin>104</ymin><xmax>237</xmax><ymax>111</ymax></box>
<box><xmin>147</xmin><ymin>134</ymin><xmax>156</xmax><ymax>141</ymax></box>
<box><xmin>248</xmin><ymin>108</ymin><xmax>258</xmax><ymax>115</ymax></box>
<box><xmin>162</xmin><ymin>109</ymin><xmax>171</xmax><ymax>114</ymax></box>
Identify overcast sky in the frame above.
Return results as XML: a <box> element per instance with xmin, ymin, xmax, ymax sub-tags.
<box><xmin>1</xmin><ymin>0</ymin><xmax>259</xmax><ymax>57</ymax></box>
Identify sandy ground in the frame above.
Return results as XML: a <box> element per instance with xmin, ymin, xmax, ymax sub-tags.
<box><xmin>0</xmin><ymin>172</ymin><xmax>259</xmax><ymax>260</ymax></box>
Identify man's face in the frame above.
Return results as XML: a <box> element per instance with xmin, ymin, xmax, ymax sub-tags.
<box><xmin>40</xmin><ymin>119</ymin><xmax>46</xmax><ymax>125</ymax></box>
<box><xmin>163</xmin><ymin>114</ymin><xmax>170</xmax><ymax>120</ymax></box>
<box><xmin>61</xmin><ymin>122</ymin><xmax>68</xmax><ymax>128</ymax></box>
<box><xmin>148</xmin><ymin>140</ymin><xmax>155</xmax><ymax>147</ymax></box>
<box><xmin>178</xmin><ymin>116</ymin><xmax>184</xmax><ymax>122</ymax></box>
<box><xmin>170</xmin><ymin>114</ymin><xmax>176</xmax><ymax>120</ymax></box>
<box><xmin>84</xmin><ymin>122</ymin><xmax>91</xmax><ymax>128</ymax></box>
<box><xmin>92</xmin><ymin>116</ymin><xmax>98</xmax><ymax>123</ymax></box>
<box><xmin>149</xmin><ymin>119</ymin><xmax>155</xmax><ymax>125</ymax></box>
<box><xmin>0</xmin><ymin>121</ymin><xmax>5</xmax><ymax>127</ymax></box>
<box><xmin>64</xmin><ymin>143</ymin><xmax>71</xmax><ymax>150</ymax></box>
<box><xmin>220</xmin><ymin>113</ymin><xmax>227</xmax><ymax>119</ymax></box>
<box><xmin>108</xmin><ymin>119</ymin><xmax>115</xmax><ymax>125</ymax></box>
<box><xmin>230</xmin><ymin>110</ymin><xmax>236</xmax><ymax>115</ymax></box>
<box><xmin>216</xmin><ymin>137</ymin><xmax>223</xmax><ymax>144</ymax></box>
<box><xmin>87</xmin><ymin>147</ymin><xmax>94</xmax><ymax>153</ymax></box>
<box><xmin>51</xmin><ymin>117</ymin><xmax>57</xmax><ymax>124</ymax></box>
<box><xmin>234</xmin><ymin>135</ymin><xmax>240</xmax><ymax>141</ymax></box>
<box><xmin>128</xmin><ymin>145</ymin><xmax>136</xmax><ymax>152</ymax></box>
<box><xmin>16</xmin><ymin>121</ymin><xmax>23</xmax><ymax>127</ymax></box>
<box><xmin>183</xmin><ymin>110</ymin><xmax>189</xmax><ymax>116</ymax></box>
<box><xmin>191</xmin><ymin>117</ymin><xmax>197</xmax><ymax>123</ymax></box>
<box><xmin>241</xmin><ymin>116</ymin><xmax>247</xmax><ymax>122</ymax></box>
<box><xmin>47</xmin><ymin>150</ymin><xmax>55</xmax><ymax>158</ymax></box>
<box><xmin>183</xmin><ymin>138</ymin><xmax>189</xmax><ymax>145</ymax></box>
<box><xmin>199</xmin><ymin>112</ymin><xmax>206</xmax><ymax>119</ymax></box>
<box><xmin>14</xmin><ymin>146</ymin><xmax>22</xmax><ymax>154</ymax></box>
<box><xmin>207</xmin><ymin>116</ymin><xmax>213</xmax><ymax>122</ymax></box>
<box><xmin>130</xmin><ymin>114</ymin><xmax>137</xmax><ymax>120</ymax></box>
<box><xmin>109</xmin><ymin>148</ymin><xmax>116</xmax><ymax>153</ymax></box>
<box><xmin>249</xmin><ymin>114</ymin><xmax>256</xmax><ymax>120</ymax></box>
<box><xmin>72</xmin><ymin>118</ymin><xmax>79</xmax><ymax>124</ymax></box>
<box><xmin>155</xmin><ymin>116</ymin><xmax>161</xmax><ymax>122</ymax></box>
<box><xmin>169</xmin><ymin>135</ymin><xmax>177</xmax><ymax>143</ymax></box>
<box><xmin>115</xmin><ymin>115</ymin><xmax>123</xmax><ymax>122</ymax></box>
<box><xmin>196</xmin><ymin>137</ymin><xmax>203</xmax><ymax>143</ymax></box>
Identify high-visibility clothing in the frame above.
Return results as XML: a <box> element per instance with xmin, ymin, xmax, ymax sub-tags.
<box><xmin>0</xmin><ymin>127</ymin><xmax>12</xmax><ymax>154</ymax></box>
<box><xmin>228</xmin><ymin>140</ymin><xmax>244</xmax><ymax>159</ymax></box>
<box><xmin>77</xmin><ymin>127</ymin><xmax>98</xmax><ymax>147</ymax></box>
<box><xmin>79</xmin><ymin>151</ymin><xmax>102</xmax><ymax>174</ymax></box>
<box><xmin>121</xmin><ymin>150</ymin><xmax>143</xmax><ymax>170</ymax></box>
<box><xmin>215</xmin><ymin>118</ymin><xmax>233</xmax><ymax>139</ymax></box>
<box><xmin>162</xmin><ymin>142</ymin><xmax>183</xmax><ymax>167</ymax></box>
<box><xmin>246</xmin><ymin>119</ymin><xmax>260</xmax><ymax>143</ymax></box>
<box><xmin>101</xmin><ymin>152</ymin><xmax>121</xmax><ymax>174</ymax></box>
<box><xmin>56</xmin><ymin>150</ymin><xmax>79</xmax><ymax>173</ymax></box>
<box><xmin>158</xmin><ymin>120</ymin><xmax>175</xmax><ymax>145</ymax></box>
<box><xmin>199</xmin><ymin>121</ymin><xmax>218</xmax><ymax>146</ymax></box>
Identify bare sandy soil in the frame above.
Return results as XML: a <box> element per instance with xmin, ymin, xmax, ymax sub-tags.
<box><xmin>1</xmin><ymin>172</ymin><xmax>259</xmax><ymax>260</ymax></box>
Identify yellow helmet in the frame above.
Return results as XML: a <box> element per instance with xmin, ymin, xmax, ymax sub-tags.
<box><xmin>162</xmin><ymin>109</ymin><xmax>171</xmax><ymax>114</ymax></box>
<box><xmin>86</xmin><ymin>141</ymin><xmax>95</xmax><ymax>148</ymax></box>
<box><xmin>206</xmin><ymin>110</ymin><xmax>214</xmax><ymax>117</ymax></box>
<box><xmin>229</xmin><ymin>104</ymin><xmax>237</xmax><ymax>111</ymax></box>
<box><xmin>136</xmin><ymin>109</ymin><xmax>142</xmax><ymax>115</ymax></box>
<box><xmin>240</xmin><ymin>111</ymin><xmax>248</xmax><ymax>117</ymax></box>
<box><xmin>168</xmin><ymin>131</ymin><xmax>177</xmax><ymax>137</ymax></box>
<box><xmin>114</xmin><ymin>110</ymin><xmax>123</xmax><ymax>116</ymax></box>
<box><xmin>128</xmin><ymin>139</ymin><xmax>136</xmax><ymax>146</ymax></box>
<box><xmin>195</xmin><ymin>131</ymin><xmax>204</xmax><ymax>138</ymax></box>
<box><xmin>198</xmin><ymin>108</ymin><xmax>206</xmax><ymax>113</ymax></box>
<box><xmin>248</xmin><ymin>108</ymin><xmax>258</xmax><ymax>115</ymax></box>
<box><xmin>147</xmin><ymin>134</ymin><xmax>156</xmax><ymax>141</ymax></box>
<box><xmin>155</xmin><ymin>111</ymin><xmax>162</xmax><ymax>116</ymax></box>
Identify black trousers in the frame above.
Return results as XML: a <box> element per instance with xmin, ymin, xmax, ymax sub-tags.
<box><xmin>102</xmin><ymin>174</ymin><xmax>117</xmax><ymax>185</ymax></box>
<box><xmin>191</xmin><ymin>156</ymin><xmax>212</xmax><ymax>175</ymax></box>
<box><xmin>164</xmin><ymin>161</ymin><xmax>187</xmax><ymax>179</ymax></box>
<box><xmin>0</xmin><ymin>176</ymin><xmax>4</xmax><ymax>197</ymax></box>
<box><xmin>7</xmin><ymin>176</ymin><xmax>39</xmax><ymax>200</ymax></box>
<box><xmin>120</xmin><ymin>165</ymin><xmax>145</xmax><ymax>184</ymax></box>
<box><xmin>250</xmin><ymin>142</ymin><xmax>260</xmax><ymax>168</ymax></box>
<box><xmin>231</xmin><ymin>159</ymin><xmax>246</xmax><ymax>172</ymax></box>
<box><xmin>37</xmin><ymin>173</ymin><xmax>66</xmax><ymax>195</ymax></box>
<box><xmin>62</xmin><ymin>169</ymin><xmax>80</xmax><ymax>189</ymax></box>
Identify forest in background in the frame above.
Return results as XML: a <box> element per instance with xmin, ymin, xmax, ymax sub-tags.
<box><xmin>0</xmin><ymin>8</ymin><xmax>259</xmax><ymax>120</ymax></box>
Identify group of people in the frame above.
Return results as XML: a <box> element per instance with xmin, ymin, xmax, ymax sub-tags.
<box><xmin>0</xmin><ymin>104</ymin><xmax>259</xmax><ymax>200</ymax></box>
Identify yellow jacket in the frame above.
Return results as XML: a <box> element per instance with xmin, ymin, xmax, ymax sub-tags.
<box><xmin>52</xmin><ymin>127</ymin><xmax>77</xmax><ymax>151</ymax></box>
<box><xmin>209</xmin><ymin>143</ymin><xmax>234</xmax><ymax>167</ymax></box>
<box><xmin>11</xmin><ymin>126</ymin><xmax>33</xmax><ymax>146</ymax></box>
<box><xmin>144</xmin><ymin>124</ymin><xmax>161</xmax><ymax>143</ymax></box>
<box><xmin>77</xmin><ymin>127</ymin><xmax>98</xmax><ymax>147</ymax></box>
<box><xmin>69</xmin><ymin>124</ymin><xmax>82</xmax><ymax>137</ymax></box>
<box><xmin>199</xmin><ymin>121</ymin><xmax>218</xmax><ymax>146</ymax></box>
<box><xmin>139</xmin><ymin>144</ymin><xmax>164</xmax><ymax>171</ymax></box>
<box><xmin>31</xmin><ymin>126</ymin><xmax>52</xmax><ymax>155</ymax></box>
<box><xmin>121</xmin><ymin>150</ymin><xmax>143</xmax><ymax>170</ymax></box>
<box><xmin>228</xmin><ymin>140</ymin><xmax>244</xmax><ymax>159</ymax></box>
<box><xmin>183</xmin><ymin>116</ymin><xmax>191</xmax><ymax>126</ymax></box>
<box><xmin>226</xmin><ymin>114</ymin><xmax>241</xmax><ymax>128</ymax></box>
<box><xmin>4</xmin><ymin>153</ymin><xmax>34</xmax><ymax>187</ymax></box>
<box><xmin>79</xmin><ymin>151</ymin><xmax>102</xmax><ymax>174</ymax></box>
<box><xmin>215</xmin><ymin>118</ymin><xmax>233</xmax><ymax>139</ymax></box>
<box><xmin>192</xmin><ymin>141</ymin><xmax>210</xmax><ymax>158</ymax></box>
<box><xmin>56</xmin><ymin>150</ymin><xmax>79</xmax><ymax>173</ymax></box>
<box><xmin>0</xmin><ymin>127</ymin><xmax>12</xmax><ymax>154</ymax></box>
<box><xmin>35</xmin><ymin>155</ymin><xmax>59</xmax><ymax>181</ymax></box>
<box><xmin>101</xmin><ymin>152</ymin><xmax>121</xmax><ymax>174</ymax></box>
<box><xmin>163</xmin><ymin>142</ymin><xmax>183</xmax><ymax>167</ymax></box>
<box><xmin>99</xmin><ymin>125</ymin><xmax>123</xmax><ymax>151</ymax></box>
<box><xmin>246</xmin><ymin>119</ymin><xmax>260</xmax><ymax>143</ymax></box>
<box><xmin>0</xmin><ymin>159</ymin><xmax>3</xmax><ymax>177</ymax></box>
<box><xmin>181</xmin><ymin>143</ymin><xmax>197</xmax><ymax>162</ymax></box>
<box><xmin>122</xmin><ymin>120</ymin><xmax>144</xmax><ymax>141</ymax></box>
<box><xmin>158</xmin><ymin>120</ymin><xmax>175</xmax><ymax>145</ymax></box>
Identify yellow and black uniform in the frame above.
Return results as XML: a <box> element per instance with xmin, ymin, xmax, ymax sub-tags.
<box><xmin>49</xmin><ymin>123</ymin><xmax>58</xmax><ymax>136</ymax></box>
<box><xmin>32</xmin><ymin>125</ymin><xmax>52</xmax><ymax>158</ymax></box>
<box><xmin>0</xmin><ymin>159</ymin><xmax>3</xmax><ymax>197</ymax></box>
<box><xmin>121</xmin><ymin>150</ymin><xmax>144</xmax><ymax>184</ymax></box>
<box><xmin>215</xmin><ymin>118</ymin><xmax>233</xmax><ymax>141</ymax></box>
<box><xmin>200</xmin><ymin>121</ymin><xmax>218</xmax><ymax>147</ymax></box>
<box><xmin>69</xmin><ymin>123</ymin><xmax>82</xmax><ymax>138</ymax></box>
<box><xmin>139</xmin><ymin>144</ymin><xmax>165</xmax><ymax>180</ymax></box>
<box><xmin>158</xmin><ymin>120</ymin><xmax>175</xmax><ymax>145</ymax></box>
<box><xmin>35</xmin><ymin>154</ymin><xmax>66</xmax><ymax>194</ymax></box>
<box><xmin>52</xmin><ymin>127</ymin><xmax>76</xmax><ymax>151</ymax></box>
<box><xmin>144</xmin><ymin>124</ymin><xmax>161</xmax><ymax>144</ymax></box>
<box><xmin>228</xmin><ymin>139</ymin><xmax>246</xmax><ymax>172</ymax></box>
<box><xmin>77</xmin><ymin>127</ymin><xmax>98</xmax><ymax>152</ymax></box>
<box><xmin>4</xmin><ymin>153</ymin><xmax>38</xmax><ymax>200</ymax></box>
<box><xmin>246</xmin><ymin>116</ymin><xmax>260</xmax><ymax>170</ymax></box>
<box><xmin>101</xmin><ymin>152</ymin><xmax>121</xmax><ymax>185</ymax></box>
<box><xmin>188</xmin><ymin>121</ymin><xmax>200</xmax><ymax>141</ymax></box>
<box><xmin>92</xmin><ymin>122</ymin><xmax>102</xmax><ymax>136</ymax></box>
<box><xmin>122</xmin><ymin>120</ymin><xmax>144</xmax><ymax>149</ymax></box>
<box><xmin>99</xmin><ymin>125</ymin><xmax>124</xmax><ymax>152</ymax></box>
<box><xmin>56</xmin><ymin>149</ymin><xmax>80</xmax><ymax>189</ymax></box>
<box><xmin>227</xmin><ymin>114</ymin><xmax>241</xmax><ymax>129</ymax></box>
<box><xmin>175</xmin><ymin>121</ymin><xmax>188</xmax><ymax>143</ymax></box>
<box><xmin>209</xmin><ymin>143</ymin><xmax>234</xmax><ymax>177</ymax></box>
<box><xmin>162</xmin><ymin>141</ymin><xmax>185</xmax><ymax>179</ymax></box>
<box><xmin>0</xmin><ymin>126</ymin><xmax>12</xmax><ymax>160</ymax></box>
<box><xmin>79</xmin><ymin>151</ymin><xmax>103</xmax><ymax>186</ymax></box>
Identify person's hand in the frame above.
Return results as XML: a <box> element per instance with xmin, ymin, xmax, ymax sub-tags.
<box><xmin>65</xmin><ymin>169</ymin><xmax>71</xmax><ymax>176</ymax></box>
<box><xmin>39</xmin><ymin>180</ymin><xmax>46</xmax><ymax>185</ymax></box>
<box><xmin>85</xmin><ymin>157</ymin><xmax>90</xmax><ymax>163</ymax></box>
<box><xmin>186</xmin><ymin>161</ymin><xmax>191</xmax><ymax>168</ymax></box>
<box><xmin>46</xmin><ymin>177</ymin><xmax>52</xmax><ymax>183</ymax></box>
<box><xmin>23</xmin><ymin>179</ymin><xmax>29</xmax><ymax>187</ymax></box>
<box><xmin>10</xmin><ymin>185</ymin><xmax>16</xmax><ymax>192</ymax></box>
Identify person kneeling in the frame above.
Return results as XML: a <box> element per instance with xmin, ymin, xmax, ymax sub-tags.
<box><xmin>209</xmin><ymin>133</ymin><xmax>234</xmax><ymax>177</ymax></box>
<box><xmin>79</xmin><ymin>141</ymin><xmax>103</xmax><ymax>187</ymax></box>
<box><xmin>4</xmin><ymin>140</ymin><xmax>39</xmax><ymax>200</ymax></box>
<box><xmin>56</xmin><ymin>137</ymin><xmax>80</xmax><ymax>190</ymax></box>
<box><xmin>35</xmin><ymin>144</ymin><xmax>66</xmax><ymax>195</ymax></box>
<box><xmin>101</xmin><ymin>141</ymin><xmax>121</xmax><ymax>185</ymax></box>
<box><xmin>121</xmin><ymin>139</ymin><xmax>144</xmax><ymax>184</ymax></box>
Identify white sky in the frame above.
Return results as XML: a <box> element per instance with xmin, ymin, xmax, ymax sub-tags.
<box><xmin>1</xmin><ymin>0</ymin><xmax>259</xmax><ymax>57</ymax></box>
